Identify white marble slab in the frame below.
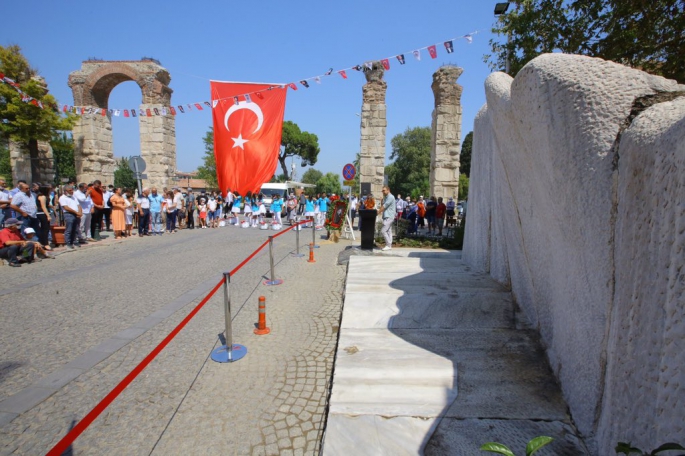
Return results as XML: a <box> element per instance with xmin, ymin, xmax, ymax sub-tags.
<box><xmin>330</xmin><ymin>328</ymin><xmax>458</xmax><ymax>417</ymax></box>
<box><xmin>341</xmin><ymin>290</ymin><xmax>514</xmax><ymax>330</ymax></box>
<box><xmin>323</xmin><ymin>414</ymin><xmax>438</xmax><ymax>456</ymax></box>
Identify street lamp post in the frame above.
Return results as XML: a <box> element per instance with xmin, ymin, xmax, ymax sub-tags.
<box><xmin>494</xmin><ymin>2</ymin><xmax>511</xmax><ymax>75</ymax></box>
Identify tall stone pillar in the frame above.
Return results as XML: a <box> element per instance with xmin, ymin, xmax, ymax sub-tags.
<box><xmin>139</xmin><ymin>103</ymin><xmax>176</xmax><ymax>189</ymax></box>
<box><xmin>359</xmin><ymin>62</ymin><xmax>387</xmax><ymax>199</ymax></box>
<box><xmin>71</xmin><ymin>114</ymin><xmax>115</xmax><ymax>184</ymax></box>
<box><xmin>430</xmin><ymin>66</ymin><xmax>464</xmax><ymax>199</ymax></box>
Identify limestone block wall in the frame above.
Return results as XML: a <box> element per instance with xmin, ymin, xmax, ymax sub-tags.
<box><xmin>72</xmin><ymin>114</ymin><xmax>115</xmax><ymax>184</ymax></box>
<box><xmin>598</xmin><ymin>96</ymin><xmax>685</xmax><ymax>451</ymax></box>
<box><xmin>10</xmin><ymin>140</ymin><xmax>55</xmax><ymax>184</ymax></box>
<box><xmin>139</xmin><ymin>104</ymin><xmax>176</xmax><ymax>189</ymax></box>
<box><xmin>462</xmin><ymin>53</ymin><xmax>684</xmax><ymax>453</ymax></box>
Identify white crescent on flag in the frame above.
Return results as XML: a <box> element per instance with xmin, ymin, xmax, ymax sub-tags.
<box><xmin>224</xmin><ymin>101</ymin><xmax>264</xmax><ymax>134</ymax></box>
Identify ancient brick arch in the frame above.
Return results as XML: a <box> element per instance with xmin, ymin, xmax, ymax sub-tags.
<box><xmin>68</xmin><ymin>60</ymin><xmax>176</xmax><ymax>188</ymax></box>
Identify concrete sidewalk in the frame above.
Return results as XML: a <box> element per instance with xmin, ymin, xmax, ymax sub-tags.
<box><xmin>323</xmin><ymin>249</ymin><xmax>588</xmax><ymax>455</ymax></box>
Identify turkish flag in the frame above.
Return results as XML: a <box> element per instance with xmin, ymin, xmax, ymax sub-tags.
<box><xmin>211</xmin><ymin>81</ymin><xmax>287</xmax><ymax>197</ymax></box>
<box><xmin>428</xmin><ymin>45</ymin><xmax>438</xmax><ymax>59</ymax></box>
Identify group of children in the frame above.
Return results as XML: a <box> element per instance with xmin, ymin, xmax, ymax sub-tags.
<box><xmin>219</xmin><ymin>191</ymin><xmax>283</xmax><ymax>229</ymax></box>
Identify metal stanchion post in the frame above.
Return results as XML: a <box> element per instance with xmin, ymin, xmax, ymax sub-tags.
<box><xmin>292</xmin><ymin>217</ymin><xmax>304</xmax><ymax>257</ymax></box>
<box><xmin>312</xmin><ymin>219</ymin><xmax>320</xmax><ymax>248</ymax></box>
<box><xmin>211</xmin><ymin>272</ymin><xmax>247</xmax><ymax>363</ymax></box>
<box><xmin>264</xmin><ymin>236</ymin><xmax>283</xmax><ymax>286</ymax></box>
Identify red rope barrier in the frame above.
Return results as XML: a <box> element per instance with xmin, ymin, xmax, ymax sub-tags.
<box><xmin>229</xmin><ymin>238</ymin><xmax>270</xmax><ymax>276</ymax></box>
<box><xmin>46</xmin><ymin>278</ymin><xmax>225</xmax><ymax>456</ymax></box>
<box><xmin>47</xmin><ymin>225</ymin><xmax>307</xmax><ymax>454</ymax></box>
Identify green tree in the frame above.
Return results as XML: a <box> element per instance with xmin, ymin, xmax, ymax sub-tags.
<box><xmin>279</xmin><ymin>120</ymin><xmax>320</xmax><ymax>180</ymax></box>
<box><xmin>196</xmin><ymin>128</ymin><xmax>217</xmax><ymax>189</ymax></box>
<box><xmin>459</xmin><ymin>174</ymin><xmax>469</xmax><ymax>201</ymax></box>
<box><xmin>51</xmin><ymin>132</ymin><xmax>75</xmax><ymax>184</ymax></box>
<box><xmin>0</xmin><ymin>141</ymin><xmax>11</xmax><ymax>186</ymax></box>
<box><xmin>113</xmin><ymin>157</ymin><xmax>136</xmax><ymax>191</ymax></box>
<box><xmin>316</xmin><ymin>172</ymin><xmax>342</xmax><ymax>195</ymax></box>
<box><xmin>460</xmin><ymin>131</ymin><xmax>472</xmax><ymax>177</ymax></box>
<box><xmin>487</xmin><ymin>1</ymin><xmax>685</xmax><ymax>82</ymax></box>
<box><xmin>0</xmin><ymin>45</ymin><xmax>74</xmax><ymax>182</ymax></box>
<box><xmin>386</xmin><ymin>127</ymin><xmax>431</xmax><ymax>198</ymax></box>
<box><xmin>301</xmin><ymin>168</ymin><xmax>323</xmax><ymax>185</ymax></box>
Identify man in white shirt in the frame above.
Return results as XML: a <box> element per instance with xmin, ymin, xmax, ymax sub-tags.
<box><xmin>136</xmin><ymin>188</ymin><xmax>151</xmax><ymax>236</ymax></box>
<box><xmin>74</xmin><ymin>183</ymin><xmax>94</xmax><ymax>243</ymax></box>
<box><xmin>172</xmin><ymin>188</ymin><xmax>184</xmax><ymax>230</ymax></box>
<box><xmin>102</xmin><ymin>185</ymin><xmax>113</xmax><ymax>231</ymax></box>
<box><xmin>58</xmin><ymin>185</ymin><xmax>82</xmax><ymax>250</ymax></box>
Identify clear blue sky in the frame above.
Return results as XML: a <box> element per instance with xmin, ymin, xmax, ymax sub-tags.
<box><xmin>1</xmin><ymin>0</ymin><xmax>505</xmax><ymax>179</ymax></box>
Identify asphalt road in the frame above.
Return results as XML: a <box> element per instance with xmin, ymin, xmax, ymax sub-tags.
<box><xmin>0</xmin><ymin>224</ymin><xmax>350</xmax><ymax>455</ymax></box>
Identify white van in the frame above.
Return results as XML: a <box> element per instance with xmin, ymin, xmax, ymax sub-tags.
<box><xmin>259</xmin><ymin>181</ymin><xmax>315</xmax><ymax>216</ymax></box>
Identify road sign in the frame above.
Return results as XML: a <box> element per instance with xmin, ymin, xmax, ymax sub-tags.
<box><xmin>343</xmin><ymin>180</ymin><xmax>355</xmax><ymax>186</ymax></box>
<box><xmin>128</xmin><ymin>156</ymin><xmax>147</xmax><ymax>173</ymax></box>
<box><xmin>342</xmin><ymin>163</ymin><xmax>356</xmax><ymax>181</ymax></box>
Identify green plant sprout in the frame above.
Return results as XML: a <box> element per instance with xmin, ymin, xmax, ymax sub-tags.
<box><xmin>480</xmin><ymin>436</ymin><xmax>553</xmax><ymax>456</ymax></box>
<box><xmin>615</xmin><ymin>442</ymin><xmax>685</xmax><ymax>456</ymax></box>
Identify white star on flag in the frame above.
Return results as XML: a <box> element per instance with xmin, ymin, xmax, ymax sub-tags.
<box><xmin>232</xmin><ymin>134</ymin><xmax>249</xmax><ymax>149</ymax></box>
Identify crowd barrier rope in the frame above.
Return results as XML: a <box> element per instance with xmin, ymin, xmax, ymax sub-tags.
<box><xmin>47</xmin><ymin>218</ymin><xmax>311</xmax><ymax>455</ymax></box>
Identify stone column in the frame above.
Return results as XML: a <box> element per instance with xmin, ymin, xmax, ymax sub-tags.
<box><xmin>139</xmin><ymin>104</ymin><xmax>176</xmax><ymax>189</ymax></box>
<box><xmin>72</xmin><ymin>113</ymin><xmax>116</xmax><ymax>184</ymax></box>
<box><xmin>359</xmin><ymin>62</ymin><xmax>387</xmax><ymax>199</ymax></box>
<box><xmin>430</xmin><ymin>66</ymin><xmax>464</xmax><ymax>199</ymax></box>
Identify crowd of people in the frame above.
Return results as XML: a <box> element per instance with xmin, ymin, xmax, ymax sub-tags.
<box><xmin>1</xmin><ymin>176</ymin><xmax>462</xmax><ymax>266</ymax></box>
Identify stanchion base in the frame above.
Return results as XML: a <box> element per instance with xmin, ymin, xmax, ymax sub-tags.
<box><xmin>264</xmin><ymin>279</ymin><xmax>284</xmax><ymax>286</ymax></box>
<box><xmin>254</xmin><ymin>327</ymin><xmax>271</xmax><ymax>335</ymax></box>
<box><xmin>211</xmin><ymin>344</ymin><xmax>247</xmax><ymax>363</ymax></box>
<box><xmin>291</xmin><ymin>253</ymin><xmax>305</xmax><ymax>257</ymax></box>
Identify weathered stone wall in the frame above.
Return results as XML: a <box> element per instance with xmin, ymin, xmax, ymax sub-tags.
<box><xmin>10</xmin><ymin>140</ymin><xmax>55</xmax><ymax>185</ymax></box>
<box><xmin>72</xmin><ymin>114</ymin><xmax>115</xmax><ymax>184</ymax></box>
<box><xmin>359</xmin><ymin>62</ymin><xmax>387</xmax><ymax>198</ymax></box>
<box><xmin>69</xmin><ymin>60</ymin><xmax>175</xmax><ymax>188</ymax></box>
<box><xmin>430</xmin><ymin>66</ymin><xmax>463</xmax><ymax>199</ymax></box>
<box><xmin>462</xmin><ymin>53</ymin><xmax>685</xmax><ymax>453</ymax></box>
<box><xmin>139</xmin><ymin>104</ymin><xmax>176</xmax><ymax>188</ymax></box>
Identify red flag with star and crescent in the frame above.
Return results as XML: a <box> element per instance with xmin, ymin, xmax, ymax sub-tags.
<box><xmin>211</xmin><ymin>81</ymin><xmax>287</xmax><ymax>196</ymax></box>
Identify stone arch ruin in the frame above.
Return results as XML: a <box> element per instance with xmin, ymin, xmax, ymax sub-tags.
<box><xmin>68</xmin><ymin>59</ymin><xmax>176</xmax><ymax>188</ymax></box>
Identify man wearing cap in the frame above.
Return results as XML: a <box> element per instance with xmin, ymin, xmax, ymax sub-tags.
<box><xmin>23</xmin><ymin>227</ymin><xmax>54</xmax><ymax>259</ymax></box>
<box><xmin>0</xmin><ymin>218</ymin><xmax>34</xmax><ymax>266</ymax></box>
<box><xmin>58</xmin><ymin>185</ymin><xmax>82</xmax><ymax>250</ymax></box>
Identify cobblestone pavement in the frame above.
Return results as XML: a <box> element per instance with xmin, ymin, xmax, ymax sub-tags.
<box><xmin>0</xmin><ymin>225</ymin><xmax>351</xmax><ymax>455</ymax></box>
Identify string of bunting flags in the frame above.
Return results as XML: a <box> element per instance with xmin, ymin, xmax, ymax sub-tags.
<box><xmin>0</xmin><ymin>73</ymin><xmax>46</xmax><ymax>109</ymax></box>
<box><xmin>2</xmin><ymin>32</ymin><xmax>476</xmax><ymax>117</ymax></box>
